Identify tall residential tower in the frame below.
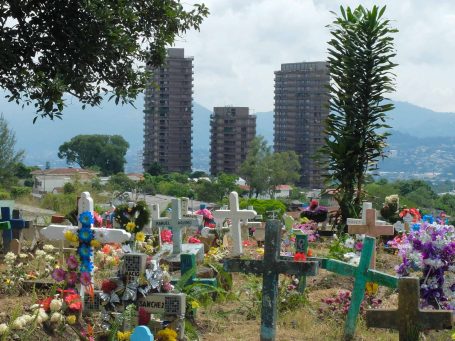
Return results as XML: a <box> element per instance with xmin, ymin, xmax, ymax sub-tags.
<box><xmin>143</xmin><ymin>48</ymin><xmax>193</xmax><ymax>173</ymax></box>
<box><xmin>210</xmin><ymin>107</ymin><xmax>256</xmax><ymax>175</ymax></box>
<box><xmin>274</xmin><ymin>61</ymin><xmax>329</xmax><ymax>188</ymax></box>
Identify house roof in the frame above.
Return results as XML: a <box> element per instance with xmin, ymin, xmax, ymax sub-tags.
<box><xmin>127</xmin><ymin>173</ymin><xmax>145</xmax><ymax>181</ymax></box>
<box><xmin>31</xmin><ymin>168</ymin><xmax>97</xmax><ymax>176</ymax></box>
<box><xmin>275</xmin><ymin>185</ymin><xmax>292</xmax><ymax>191</ymax></box>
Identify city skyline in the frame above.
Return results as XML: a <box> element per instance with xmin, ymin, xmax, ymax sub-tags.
<box><xmin>180</xmin><ymin>0</ymin><xmax>455</xmax><ymax>114</ymax></box>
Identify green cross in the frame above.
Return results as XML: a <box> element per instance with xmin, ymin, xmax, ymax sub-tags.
<box><xmin>179</xmin><ymin>253</ymin><xmax>217</xmax><ymax>287</ymax></box>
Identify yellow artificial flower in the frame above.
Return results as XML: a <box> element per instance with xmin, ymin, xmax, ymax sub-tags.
<box><xmin>117</xmin><ymin>330</ymin><xmax>132</xmax><ymax>341</ymax></box>
<box><xmin>66</xmin><ymin>315</ymin><xmax>77</xmax><ymax>325</ymax></box>
<box><xmin>135</xmin><ymin>232</ymin><xmax>145</xmax><ymax>242</ymax></box>
<box><xmin>125</xmin><ymin>222</ymin><xmax>136</xmax><ymax>232</ymax></box>
<box><xmin>156</xmin><ymin>328</ymin><xmax>178</xmax><ymax>341</ymax></box>
<box><xmin>365</xmin><ymin>282</ymin><xmax>379</xmax><ymax>295</ymax></box>
<box><xmin>64</xmin><ymin>230</ymin><xmax>78</xmax><ymax>243</ymax></box>
<box><xmin>90</xmin><ymin>239</ymin><xmax>101</xmax><ymax>249</ymax></box>
<box><xmin>256</xmin><ymin>248</ymin><xmax>265</xmax><ymax>256</ymax></box>
<box><xmin>191</xmin><ymin>300</ymin><xmax>200</xmax><ymax>309</ymax></box>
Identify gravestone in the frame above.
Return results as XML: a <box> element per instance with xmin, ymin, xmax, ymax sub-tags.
<box><xmin>121</xmin><ymin>253</ymin><xmax>148</xmax><ymax>282</ymax></box>
<box><xmin>294</xmin><ymin>231</ymin><xmax>308</xmax><ymax>293</ymax></box>
<box><xmin>0</xmin><ymin>221</ymin><xmax>11</xmax><ymax>254</ymax></box>
<box><xmin>322</xmin><ymin>236</ymin><xmax>398</xmax><ymax>340</ymax></box>
<box><xmin>131</xmin><ymin>326</ymin><xmax>154</xmax><ymax>341</ymax></box>
<box><xmin>366</xmin><ymin>277</ymin><xmax>453</xmax><ymax>341</ymax></box>
<box><xmin>178</xmin><ymin>253</ymin><xmax>217</xmax><ymax>287</ymax></box>
<box><xmin>224</xmin><ymin>220</ymin><xmax>318</xmax><ymax>341</ymax></box>
<box><xmin>213</xmin><ymin>191</ymin><xmax>257</xmax><ymax>257</ymax></box>
<box><xmin>1</xmin><ymin>207</ymin><xmax>27</xmax><ymax>254</ymax></box>
<box><xmin>83</xmin><ymin>290</ymin><xmax>103</xmax><ymax>314</ymax></box>
<box><xmin>151</xmin><ymin>199</ymin><xmax>203</xmax><ymax>263</ymax></box>
<box><xmin>347</xmin><ymin>202</ymin><xmax>393</xmax><ymax>269</ymax></box>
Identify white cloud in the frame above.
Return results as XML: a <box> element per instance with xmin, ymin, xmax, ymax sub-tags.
<box><xmin>180</xmin><ymin>0</ymin><xmax>455</xmax><ymax>112</ymax></box>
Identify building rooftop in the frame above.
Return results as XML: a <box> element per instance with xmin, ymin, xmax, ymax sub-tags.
<box><xmin>31</xmin><ymin>168</ymin><xmax>98</xmax><ymax>176</ymax></box>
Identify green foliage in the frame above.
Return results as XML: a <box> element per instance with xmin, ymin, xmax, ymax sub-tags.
<box><xmin>1</xmin><ymin>1</ymin><xmax>209</xmax><ymax>119</ymax></box>
<box><xmin>194</xmin><ymin>173</ymin><xmax>238</xmax><ymax>203</ymax></box>
<box><xmin>190</xmin><ymin>171</ymin><xmax>209</xmax><ymax>179</ymax></box>
<box><xmin>10</xmin><ymin>186</ymin><xmax>31</xmax><ymax>199</ymax></box>
<box><xmin>157</xmin><ymin>180</ymin><xmax>192</xmax><ymax>198</ymax></box>
<box><xmin>0</xmin><ymin>115</ymin><xmax>24</xmax><ymax>188</ymax></box>
<box><xmin>63</xmin><ymin>182</ymin><xmax>76</xmax><ymax>194</ymax></box>
<box><xmin>0</xmin><ymin>191</ymin><xmax>10</xmax><ymax>199</ymax></box>
<box><xmin>146</xmin><ymin>161</ymin><xmax>164</xmax><ymax>176</ymax></box>
<box><xmin>58</xmin><ymin>134</ymin><xmax>129</xmax><ymax>175</ymax></box>
<box><xmin>239</xmin><ymin>198</ymin><xmax>286</xmax><ymax>220</ymax></box>
<box><xmin>327</xmin><ymin>234</ymin><xmax>351</xmax><ymax>260</ymax></box>
<box><xmin>41</xmin><ymin>193</ymin><xmax>77</xmax><ymax>215</ymax></box>
<box><xmin>108</xmin><ymin>173</ymin><xmax>136</xmax><ymax>192</ymax></box>
<box><xmin>114</xmin><ymin>201</ymin><xmax>150</xmax><ymax>231</ymax></box>
<box><xmin>319</xmin><ymin>5</ymin><xmax>398</xmax><ymax>232</ymax></box>
<box><xmin>239</xmin><ymin>136</ymin><xmax>301</xmax><ymax>198</ymax></box>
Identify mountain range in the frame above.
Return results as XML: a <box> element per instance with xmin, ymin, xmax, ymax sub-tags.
<box><xmin>1</xmin><ymin>94</ymin><xmax>455</xmax><ymax>177</ymax></box>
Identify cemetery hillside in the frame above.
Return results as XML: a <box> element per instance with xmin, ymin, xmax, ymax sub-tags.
<box><xmin>0</xmin><ymin>2</ymin><xmax>455</xmax><ymax>341</ymax></box>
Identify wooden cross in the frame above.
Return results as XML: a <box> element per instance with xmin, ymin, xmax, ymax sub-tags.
<box><xmin>179</xmin><ymin>253</ymin><xmax>217</xmax><ymax>287</ymax></box>
<box><xmin>347</xmin><ymin>202</ymin><xmax>393</xmax><ymax>268</ymax></box>
<box><xmin>366</xmin><ymin>277</ymin><xmax>453</xmax><ymax>341</ymax></box>
<box><xmin>322</xmin><ymin>236</ymin><xmax>398</xmax><ymax>340</ymax></box>
<box><xmin>1</xmin><ymin>207</ymin><xmax>26</xmax><ymax>254</ymax></box>
<box><xmin>224</xmin><ymin>220</ymin><xmax>318</xmax><ymax>341</ymax></box>
<box><xmin>294</xmin><ymin>231</ymin><xmax>308</xmax><ymax>293</ymax></box>
<box><xmin>151</xmin><ymin>198</ymin><xmax>199</xmax><ymax>255</ymax></box>
<box><xmin>213</xmin><ymin>191</ymin><xmax>257</xmax><ymax>257</ymax></box>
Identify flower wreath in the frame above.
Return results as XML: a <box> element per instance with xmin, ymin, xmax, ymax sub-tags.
<box><xmin>114</xmin><ymin>201</ymin><xmax>150</xmax><ymax>234</ymax></box>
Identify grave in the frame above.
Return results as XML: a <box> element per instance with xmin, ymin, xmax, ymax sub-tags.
<box><xmin>366</xmin><ymin>277</ymin><xmax>453</xmax><ymax>341</ymax></box>
<box><xmin>121</xmin><ymin>252</ymin><xmax>148</xmax><ymax>282</ymax></box>
<box><xmin>151</xmin><ymin>199</ymin><xmax>204</xmax><ymax>264</ymax></box>
<box><xmin>347</xmin><ymin>202</ymin><xmax>394</xmax><ymax>269</ymax></box>
<box><xmin>177</xmin><ymin>253</ymin><xmax>217</xmax><ymax>287</ymax></box>
<box><xmin>0</xmin><ymin>206</ymin><xmax>28</xmax><ymax>254</ymax></box>
<box><xmin>213</xmin><ymin>191</ymin><xmax>257</xmax><ymax>257</ymax></box>
<box><xmin>83</xmin><ymin>290</ymin><xmax>103</xmax><ymax>314</ymax></box>
<box><xmin>224</xmin><ymin>220</ymin><xmax>318</xmax><ymax>341</ymax></box>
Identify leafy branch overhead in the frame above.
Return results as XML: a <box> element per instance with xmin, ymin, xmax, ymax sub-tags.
<box><xmin>0</xmin><ymin>0</ymin><xmax>209</xmax><ymax>120</ymax></box>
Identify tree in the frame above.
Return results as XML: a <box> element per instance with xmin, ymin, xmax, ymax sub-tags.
<box><xmin>266</xmin><ymin>151</ymin><xmax>301</xmax><ymax>198</ymax></box>
<box><xmin>0</xmin><ymin>1</ymin><xmax>209</xmax><ymax>120</ymax></box>
<box><xmin>58</xmin><ymin>134</ymin><xmax>129</xmax><ymax>175</ymax></box>
<box><xmin>146</xmin><ymin>162</ymin><xmax>164</xmax><ymax>176</ymax></box>
<box><xmin>0</xmin><ymin>115</ymin><xmax>24</xmax><ymax>187</ymax></box>
<box><xmin>239</xmin><ymin>136</ymin><xmax>271</xmax><ymax>198</ymax></box>
<box><xmin>319</xmin><ymin>5</ymin><xmax>397</xmax><ymax>231</ymax></box>
<box><xmin>108</xmin><ymin>173</ymin><xmax>135</xmax><ymax>193</ymax></box>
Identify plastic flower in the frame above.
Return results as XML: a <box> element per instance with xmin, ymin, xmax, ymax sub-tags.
<box><xmin>101</xmin><ymin>280</ymin><xmax>117</xmax><ymax>294</ymax></box>
<box><xmin>66</xmin><ymin>255</ymin><xmax>79</xmax><ymax>270</ymax></box>
<box><xmin>50</xmin><ymin>298</ymin><xmax>63</xmax><ymax>312</ymax></box>
<box><xmin>256</xmin><ymin>248</ymin><xmax>265</xmax><ymax>256</ymax></box>
<box><xmin>191</xmin><ymin>300</ymin><xmax>200</xmax><ymax>309</ymax></box>
<box><xmin>79</xmin><ymin>211</ymin><xmax>94</xmax><ymax>226</ymax></box>
<box><xmin>90</xmin><ymin>239</ymin><xmax>101</xmax><ymax>249</ymax></box>
<box><xmin>161</xmin><ymin>229</ymin><xmax>173</xmax><ymax>243</ymax></box>
<box><xmin>136</xmin><ymin>232</ymin><xmax>146</xmax><ymax>242</ymax></box>
<box><xmin>294</xmin><ymin>252</ymin><xmax>307</xmax><ymax>262</ymax></box>
<box><xmin>188</xmin><ymin>236</ymin><xmax>201</xmax><ymax>244</ymax></box>
<box><xmin>43</xmin><ymin>244</ymin><xmax>55</xmax><ymax>252</ymax></box>
<box><xmin>65</xmin><ymin>271</ymin><xmax>78</xmax><ymax>286</ymax></box>
<box><xmin>50</xmin><ymin>312</ymin><xmax>62</xmax><ymax>323</ymax></box>
<box><xmin>64</xmin><ymin>230</ymin><xmax>78</xmax><ymax>243</ymax></box>
<box><xmin>51</xmin><ymin>268</ymin><xmax>66</xmax><ymax>282</ymax></box>
<box><xmin>65</xmin><ymin>293</ymin><xmax>82</xmax><ymax>311</ymax></box>
<box><xmin>307</xmin><ymin>249</ymin><xmax>313</xmax><ymax>257</ymax></box>
<box><xmin>80</xmin><ymin>260</ymin><xmax>94</xmax><ymax>273</ymax></box>
<box><xmin>66</xmin><ymin>315</ymin><xmax>77</xmax><ymax>325</ymax></box>
<box><xmin>117</xmin><ymin>331</ymin><xmax>132</xmax><ymax>341</ymax></box>
<box><xmin>77</xmin><ymin>244</ymin><xmax>92</xmax><ymax>260</ymax></box>
<box><xmin>156</xmin><ymin>328</ymin><xmax>178</xmax><ymax>341</ymax></box>
<box><xmin>125</xmin><ymin>222</ymin><xmax>136</xmax><ymax>232</ymax></box>
<box><xmin>80</xmin><ymin>272</ymin><xmax>92</xmax><ymax>286</ymax></box>
<box><xmin>138</xmin><ymin>307</ymin><xmax>151</xmax><ymax>325</ymax></box>
<box><xmin>78</xmin><ymin>227</ymin><xmax>94</xmax><ymax>243</ymax></box>
<box><xmin>0</xmin><ymin>323</ymin><xmax>8</xmax><ymax>335</ymax></box>
<box><xmin>40</xmin><ymin>297</ymin><xmax>53</xmax><ymax>312</ymax></box>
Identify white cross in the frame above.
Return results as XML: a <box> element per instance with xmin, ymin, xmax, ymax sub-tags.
<box><xmin>40</xmin><ymin>192</ymin><xmax>131</xmax><ymax>295</ymax></box>
<box><xmin>151</xmin><ymin>198</ymin><xmax>199</xmax><ymax>255</ymax></box>
<box><xmin>346</xmin><ymin>202</ymin><xmax>387</xmax><ymax>226</ymax></box>
<box><xmin>212</xmin><ymin>191</ymin><xmax>257</xmax><ymax>256</ymax></box>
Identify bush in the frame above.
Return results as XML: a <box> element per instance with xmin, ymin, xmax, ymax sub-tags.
<box><xmin>239</xmin><ymin>198</ymin><xmax>287</xmax><ymax>219</ymax></box>
<box><xmin>41</xmin><ymin>193</ymin><xmax>77</xmax><ymax>215</ymax></box>
<box><xmin>10</xmin><ymin>186</ymin><xmax>31</xmax><ymax>198</ymax></box>
<box><xmin>0</xmin><ymin>191</ymin><xmax>10</xmax><ymax>199</ymax></box>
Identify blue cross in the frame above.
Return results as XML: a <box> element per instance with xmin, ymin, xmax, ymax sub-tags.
<box><xmin>1</xmin><ymin>207</ymin><xmax>26</xmax><ymax>253</ymax></box>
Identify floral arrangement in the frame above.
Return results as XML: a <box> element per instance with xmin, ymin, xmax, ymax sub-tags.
<box><xmin>395</xmin><ymin>222</ymin><xmax>455</xmax><ymax>309</ymax></box>
<box><xmin>380</xmin><ymin>194</ymin><xmax>400</xmax><ymax>223</ymax></box>
<box><xmin>399</xmin><ymin>207</ymin><xmax>421</xmax><ymax>222</ymax></box>
<box><xmin>318</xmin><ymin>290</ymin><xmax>382</xmax><ymax>321</ymax></box>
<box><xmin>293</xmin><ymin>220</ymin><xmax>319</xmax><ymax>242</ymax></box>
<box><xmin>328</xmin><ymin>234</ymin><xmax>364</xmax><ymax>265</ymax></box>
<box><xmin>114</xmin><ymin>201</ymin><xmax>150</xmax><ymax>234</ymax></box>
<box><xmin>161</xmin><ymin>229</ymin><xmax>173</xmax><ymax>243</ymax></box>
<box><xmin>94</xmin><ymin>244</ymin><xmax>122</xmax><ymax>270</ymax></box>
<box><xmin>301</xmin><ymin>199</ymin><xmax>328</xmax><ymax>223</ymax></box>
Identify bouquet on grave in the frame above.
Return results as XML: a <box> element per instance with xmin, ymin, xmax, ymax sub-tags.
<box><xmin>292</xmin><ymin>218</ymin><xmax>319</xmax><ymax>242</ymax></box>
<box><xmin>395</xmin><ymin>222</ymin><xmax>455</xmax><ymax>310</ymax></box>
<box><xmin>327</xmin><ymin>233</ymin><xmax>364</xmax><ymax>265</ymax></box>
<box><xmin>301</xmin><ymin>199</ymin><xmax>328</xmax><ymax>223</ymax></box>
<box><xmin>114</xmin><ymin>201</ymin><xmax>150</xmax><ymax>234</ymax></box>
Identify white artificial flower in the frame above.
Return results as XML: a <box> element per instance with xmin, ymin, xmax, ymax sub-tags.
<box><xmin>50</xmin><ymin>299</ymin><xmax>62</xmax><ymax>312</ymax></box>
<box><xmin>45</xmin><ymin>255</ymin><xmax>55</xmax><ymax>263</ymax></box>
<box><xmin>0</xmin><ymin>323</ymin><xmax>8</xmax><ymax>335</ymax></box>
<box><xmin>35</xmin><ymin>250</ymin><xmax>46</xmax><ymax>258</ymax></box>
<box><xmin>344</xmin><ymin>238</ymin><xmax>355</xmax><ymax>249</ymax></box>
<box><xmin>50</xmin><ymin>312</ymin><xmax>62</xmax><ymax>323</ymax></box>
<box><xmin>348</xmin><ymin>257</ymin><xmax>360</xmax><ymax>266</ymax></box>
<box><xmin>19</xmin><ymin>253</ymin><xmax>27</xmax><ymax>259</ymax></box>
<box><xmin>43</xmin><ymin>244</ymin><xmax>55</xmax><ymax>252</ymax></box>
<box><xmin>5</xmin><ymin>252</ymin><xmax>17</xmax><ymax>263</ymax></box>
<box><xmin>36</xmin><ymin>308</ymin><xmax>48</xmax><ymax>324</ymax></box>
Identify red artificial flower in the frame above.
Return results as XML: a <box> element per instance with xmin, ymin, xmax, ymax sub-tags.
<box><xmin>161</xmin><ymin>229</ymin><xmax>173</xmax><ymax>243</ymax></box>
<box><xmin>188</xmin><ymin>236</ymin><xmax>201</xmax><ymax>244</ymax></box>
<box><xmin>101</xmin><ymin>280</ymin><xmax>117</xmax><ymax>294</ymax></box>
<box><xmin>40</xmin><ymin>297</ymin><xmax>53</xmax><ymax>312</ymax></box>
<box><xmin>307</xmin><ymin>249</ymin><xmax>313</xmax><ymax>257</ymax></box>
<box><xmin>242</xmin><ymin>240</ymin><xmax>254</xmax><ymax>247</ymax></box>
<box><xmin>138</xmin><ymin>307</ymin><xmax>151</xmax><ymax>325</ymax></box>
<box><xmin>294</xmin><ymin>252</ymin><xmax>307</xmax><ymax>262</ymax></box>
<box><xmin>65</xmin><ymin>293</ymin><xmax>82</xmax><ymax>311</ymax></box>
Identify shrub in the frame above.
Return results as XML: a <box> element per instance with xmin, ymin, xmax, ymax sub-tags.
<box><xmin>10</xmin><ymin>186</ymin><xmax>31</xmax><ymax>198</ymax></box>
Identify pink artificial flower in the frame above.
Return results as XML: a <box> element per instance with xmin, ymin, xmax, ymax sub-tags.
<box><xmin>66</xmin><ymin>255</ymin><xmax>79</xmax><ymax>270</ymax></box>
<box><xmin>162</xmin><ymin>282</ymin><xmax>174</xmax><ymax>292</ymax></box>
<box><xmin>65</xmin><ymin>271</ymin><xmax>78</xmax><ymax>286</ymax></box>
<box><xmin>188</xmin><ymin>236</ymin><xmax>201</xmax><ymax>244</ymax></box>
<box><xmin>93</xmin><ymin>212</ymin><xmax>103</xmax><ymax>227</ymax></box>
<box><xmin>161</xmin><ymin>229</ymin><xmax>173</xmax><ymax>243</ymax></box>
<box><xmin>354</xmin><ymin>242</ymin><xmax>363</xmax><ymax>251</ymax></box>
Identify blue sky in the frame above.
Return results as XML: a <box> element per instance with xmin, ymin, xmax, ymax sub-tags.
<box><xmin>179</xmin><ymin>0</ymin><xmax>455</xmax><ymax>113</ymax></box>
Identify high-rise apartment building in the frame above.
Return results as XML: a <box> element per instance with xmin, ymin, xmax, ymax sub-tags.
<box><xmin>274</xmin><ymin>61</ymin><xmax>329</xmax><ymax>188</ymax></box>
<box><xmin>210</xmin><ymin>107</ymin><xmax>256</xmax><ymax>175</ymax></box>
<box><xmin>143</xmin><ymin>48</ymin><xmax>193</xmax><ymax>173</ymax></box>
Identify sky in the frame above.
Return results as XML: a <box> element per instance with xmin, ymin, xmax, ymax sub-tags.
<box><xmin>179</xmin><ymin>0</ymin><xmax>455</xmax><ymax>113</ymax></box>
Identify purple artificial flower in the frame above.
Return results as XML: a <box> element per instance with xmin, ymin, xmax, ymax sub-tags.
<box><xmin>354</xmin><ymin>242</ymin><xmax>363</xmax><ymax>251</ymax></box>
<box><xmin>66</xmin><ymin>255</ymin><xmax>79</xmax><ymax>270</ymax></box>
<box><xmin>80</xmin><ymin>272</ymin><xmax>91</xmax><ymax>286</ymax></box>
<box><xmin>65</xmin><ymin>271</ymin><xmax>78</xmax><ymax>286</ymax></box>
<box><xmin>51</xmin><ymin>268</ymin><xmax>66</xmax><ymax>282</ymax></box>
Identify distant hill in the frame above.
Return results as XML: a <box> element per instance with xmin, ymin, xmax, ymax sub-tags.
<box><xmin>1</xmin><ymin>93</ymin><xmax>454</xmax><ymax>174</ymax></box>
